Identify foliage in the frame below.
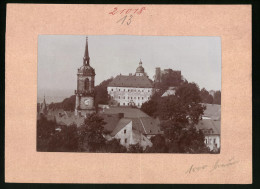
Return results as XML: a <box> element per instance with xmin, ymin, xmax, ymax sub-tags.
<box><xmin>37</xmin><ymin>116</ymin><xmax>79</xmax><ymax>152</ymax></box>
<box><xmin>213</xmin><ymin>90</ymin><xmax>221</xmax><ymax>105</ymax></box>
<box><xmin>78</xmin><ymin>113</ymin><xmax>107</xmax><ymax>152</ymax></box>
<box><xmin>127</xmin><ymin>143</ymin><xmax>144</xmax><ymax>153</ymax></box>
<box><xmin>200</xmin><ymin>88</ymin><xmax>213</xmax><ymax>104</ymax></box>
<box><xmin>145</xmin><ymin>135</ymin><xmax>168</xmax><ymax>153</ymax></box>
<box><xmin>48</xmin><ymin>95</ymin><xmax>76</xmax><ymax>111</ymax></box>
<box><xmin>94</xmin><ymin>77</ymin><xmax>114</xmax><ymax>107</ymax></box>
<box><xmin>47</xmin><ymin>124</ymin><xmax>79</xmax><ymax>152</ymax></box>
<box><xmin>102</xmin><ymin>139</ymin><xmax>127</xmax><ymax>153</ymax></box>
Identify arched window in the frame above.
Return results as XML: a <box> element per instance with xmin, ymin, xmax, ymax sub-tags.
<box><xmin>85</xmin><ymin>78</ymin><xmax>89</xmax><ymax>91</ymax></box>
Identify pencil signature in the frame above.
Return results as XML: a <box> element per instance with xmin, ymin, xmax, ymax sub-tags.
<box><xmin>185</xmin><ymin>157</ymin><xmax>239</xmax><ymax>174</ymax></box>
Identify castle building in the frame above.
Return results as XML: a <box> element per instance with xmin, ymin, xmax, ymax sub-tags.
<box><xmin>107</xmin><ymin>60</ymin><xmax>154</xmax><ymax>108</ymax></box>
<box><xmin>154</xmin><ymin>67</ymin><xmax>182</xmax><ymax>89</ymax></box>
<box><xmin>74</xmin><ymin>37</ymin><xmax>96</xmax><ymax>116</ymax></box>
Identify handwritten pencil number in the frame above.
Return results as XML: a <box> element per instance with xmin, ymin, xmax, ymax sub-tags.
<box><xmin>127</xmin><ymin>15</ymin><xmax>133</xmax><ymax>25</ymax></box>
<box><xmin>117</xmin><ymin>15</ymin><xmax>133</xmax><ymax>25</ymax></box>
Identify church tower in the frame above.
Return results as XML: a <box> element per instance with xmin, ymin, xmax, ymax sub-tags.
<box><xmin>40</xmin><ymin>95</ymin><xmax>48</xmax><ymax>115</ymax></box>
<box><xmin>75</xmin><ymin>37</ymin><xmax>96</xmax><ymax>116</ymax></box>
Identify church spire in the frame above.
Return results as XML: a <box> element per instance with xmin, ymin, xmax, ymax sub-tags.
<box><xmin>40</xmin><ymin>95</ymin><xmax>47</xmax><ymax>115</ymax></box>
<box><xmin>83</xmin><ymin>36</ymin><xmax>90</xmax><ymax>66</ymax></box>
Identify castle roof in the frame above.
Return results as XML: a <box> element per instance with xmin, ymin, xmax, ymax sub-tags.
<box><xmin>108</xmin><ymin>75</ymin><xmax>153</xmax><ymax>88</ymax></box>
<box><xmin>136</xmin><ymin>60</ymin><xmax>144</xmax><ymax>73</ymax></box>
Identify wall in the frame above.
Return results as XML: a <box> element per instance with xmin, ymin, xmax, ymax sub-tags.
<box><xmin>114</xmin><ymin>121</ymin><xmax>132</xmax><ymax>147</ymax></box>
<box><xmin>204</xmin><ymin>134</ymin><xmax>220</xmax><ymax>151</ymax></box>
<box><xmin>107</xmin><ymin>86</ymin><xmax>153</xmax><ymax>108</ymax></box>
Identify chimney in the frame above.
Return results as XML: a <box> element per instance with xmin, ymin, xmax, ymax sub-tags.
<box><xmin>118</xmin><ymin>113</ymin><xmax>124</xmax><ymax>119</ymax></box>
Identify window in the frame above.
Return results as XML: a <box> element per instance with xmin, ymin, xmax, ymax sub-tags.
<box><xmin>124</xmin><ymin>89</ymin><xmax>125</xmax><ymax>91</ymax></box>
<box><xmin>138</xmin><ymin>97</ymin><xmax>140</xmax><ymax>100</ymax></box>
<box><xmin>111</xmin><ymin>89</ymin><xmax>113</xmax><ymax>91</ymax></box>
<box><xmin>128</xmin><ymin>97</ymin><xmax>129</xmax><ymax>99</ymax></box>
<box><xmin>128</xmin><ymin>89</ymin><xmax>130</xmax><ymax>92</ymax></box>
<box><xmin>123</xmin><ymin>103</ymin><xmax>125</xmax><ymax>106</ymax></box>
<box><xmin>205</xmin><ymin>139</ymin><xmax>208</xmax><ymax>144</ymax></box>
<box><xmin>125</xmin><ymin>138</ymin><xmax>127</xmax><ymax>143</ymax></box>
<box><xmin>124</xmin><ymin>129</ymin><xmax>126</xmax><ymax>134</ymax></box>
<box><xmin>131</xmin><ymin>97</ymin><xmax>132</xmax><ymax>99</ymax></box>
<box><xmin>119</xmin><ymin>89</ymin><xmax>120</xmax><ymax>91</ymax></box>
<box><xmin>148</xmin><ymin>90</ymin><xmax>150</xmax><ymax>92</ymax></box>
<box><xmin>138</xmin><ymin>103</ymin><xmax>140</xmax><ymax>106</ymax></box>
<box><xmin>214</xmin><ymin>139</ymin><xmax>216</xmax><ymax>144</ymax></box>
<box><xmin>142</xmin><ymin>90</ymin><xmax>144</xmax><ymax>92</ymax></box>
<box><xmin>123</xmin><ymin>96</ymin><xmax>125</xmax><ymax>99</ymax></box>
<box><xmin>142</xmin><ymin>97</ymin><xmax>144</xmax><ymax>100</ymax></box>
<box><xmin>134</xmin><ymin>97</ymin><xmax>136</xmax><ymax>99</ymax></box>
<box><xmin>119</xmin><ymin>96</ymin><xmax>120</xmax><ymax>99</ymax></box>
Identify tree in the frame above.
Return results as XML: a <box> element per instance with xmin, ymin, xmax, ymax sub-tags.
<box><xmin>200</xmin><ymin>88</ymin><xmax>213</xmax><ymax>104</ymax></box>
<box><xmin>128</xmin><ymin>143</ymin><xmax>144</xmax><ymax>153</ymax></box>
<box><xmin>78</xmin><ymin>113</ymin><xmax>106</xmax><ymax>152</ymax></box>
<box><xmin>94</xmin><ymin>77</ymin><xmax>114</xmax><ymax>107</ymax></box>
<box><xmin>145</xmin><ymin>135</ymin><xmax>168</xmax><ymax>153</ymax></box>
<box><xmin>157</xmin><ymin>82</ymin><xmax>205</xmax><ymax>125</ymax></box>
<box><xmin>141</xmin><ymin>100</ymin><xmax>158</xmax><ymax>117</ymax></box>
<box><xmin>37</xmin><ymin>116</ymin><xmax>56</xmax><ymax>151</ymax></box>
<box><xmin>155</xmin><ymin>82</ymin><xmax>208</xmax><ymax>153</ymax></box>
<box><xmin>102</xmin><ymin>139</ymin><xmax>127</xmax><ymax>153</ymax></box>
<box><xmin>159</xmin><ymin>120</ymin><xmax>210</xmax><ymax>153</ymax></box>
<box><xmin>213</xmin><ymin>90</ymin><xmax>221</xmax><ymax>105</ymax></box>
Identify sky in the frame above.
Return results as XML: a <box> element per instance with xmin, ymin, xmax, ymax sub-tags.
<box><xmin>38</xmin><ymin>35</ymin><xmax>221</xmax><ymax>98</ymax></box>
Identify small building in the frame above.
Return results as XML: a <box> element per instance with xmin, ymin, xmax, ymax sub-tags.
<box><xmin>161</xmin><ymin>87</ymin><xmax>176</xmax><ymax>97</ymax></box>
<box><xmin>195</xmin><ymin>119</ymin><xmax>220</xmax><ymax>152</ymax></box>
<box><xmin>107</xmin><ymin>60</ymin><xmax>154</xmax><ymax>108</ymax></box>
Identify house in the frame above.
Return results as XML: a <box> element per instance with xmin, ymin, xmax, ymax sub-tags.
<box><xmin>161</xmin><ymin>87</ymin><xmax>176</xmax><ymax>97</ymax></box>
<box><xmin>196</xmin><ymin>119</ymin><xmax>220</xmax><ymax>152</ymax></box>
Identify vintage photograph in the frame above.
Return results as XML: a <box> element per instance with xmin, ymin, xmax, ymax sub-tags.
<box><xmin>37</xmin><ymin>35</ymin><xmax>221</xmax><ymax>153</ymax></box>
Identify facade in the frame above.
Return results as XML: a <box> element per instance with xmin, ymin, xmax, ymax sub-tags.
<box><xmin>75</xmin><ymin>37</ymin><xmax>96</xmax><ymax>116</ymax></box>
<box><xmin>111</xmin><ymin>118</ymin><xmax>153</xmax><ymax>149</ymax></box>
<box><xmin>196</xmin><ymin>119</ymin><xmax>220</xmax><ymax>152</ymax></box>
<box><xmin>196</xmin><ymin>103</ymin><xmax>221</xmax><ymax>152</ymax></box>
<box><xmin>107</xmin><ymin>61</ymin><xmax>153</xmax><ymax>108</ymax></box>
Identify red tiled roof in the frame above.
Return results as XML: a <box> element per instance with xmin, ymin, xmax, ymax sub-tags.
<box><xmin>108</xmin><ymin>75</ymin><xmax>153</xmax><ymax>88</ymax></box>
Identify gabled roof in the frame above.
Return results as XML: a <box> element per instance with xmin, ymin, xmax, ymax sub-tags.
<box><xmin>111</xmin><ymin>118</ymin><xmax>132</xmax><ymax>136</ymax></box>
<box><xmin>108</xmin><ymin>75</ymin><xmax>153</xmax><ymax>88</ymax></box>
<box><xmin>195</xmin><ymin>119</ymin><xmax>220</xmax><ymax>135</ymax></box>
<box><xmin>100</xmin><ymin>114</ymin><xmax>121</xmax><ymax>133</ymax></box>
<box><xmin>131</xmin><ymin>117</ymin><xmax>161</xmax><ymax>135</ymax></box>
<box><xmin>101</xmin><ymin>107</ymin><xmax>150</xmax><ymax>118</ymax></box>
<box><xmin>202</xmin><ymin>103</ymin><xmax>221</xmax><ymax>120</ymax></box>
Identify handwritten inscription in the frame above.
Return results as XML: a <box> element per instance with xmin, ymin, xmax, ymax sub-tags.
<box><xmin>185</xmin><ymin>157</ymin><xmax>239</xmax><ymax>174</ymax></box>
<box><xmin>109</xmin><ymin>7</ymin><xmax>146</xmax><ymax>26</ymax></box>
<box><xmin>109</xmin><ymin>7</ymin><xmax>146</xmax><ymax>15</ymax></box>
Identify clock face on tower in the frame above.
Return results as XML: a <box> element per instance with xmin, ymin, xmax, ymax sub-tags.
<box><xmin>84</xmin><ymin>99</ymin><xmax>90</xmax><ymax>105</ymax></box>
